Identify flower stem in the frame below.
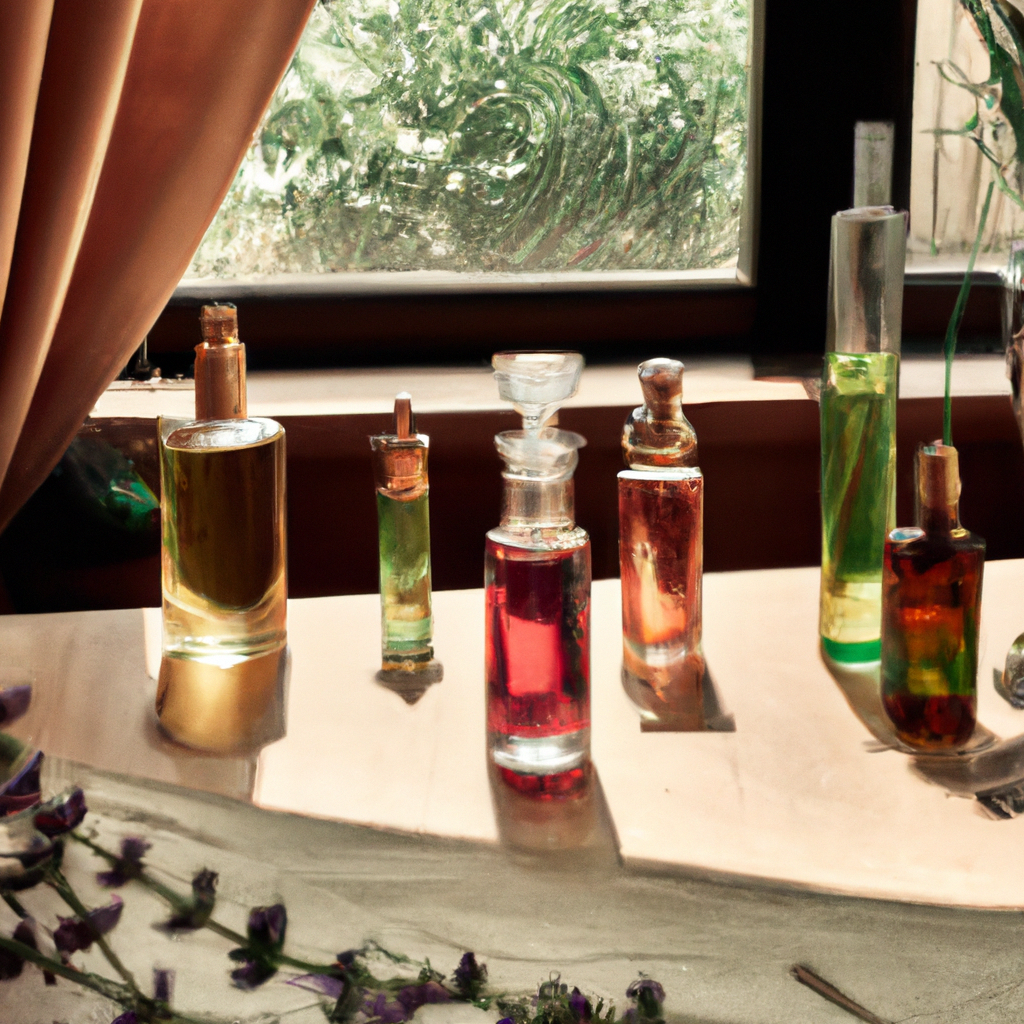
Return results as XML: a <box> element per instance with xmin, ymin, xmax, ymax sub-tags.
<box><xmin>47</xmin><ymin>865</ymin><xmax>139</xmax><ymax>994</ymax></box>
<box><xmin>1</xmin><ymin>891</ymin><xmax>28</xmax><ymax>919</ymax></box>
<box><xmin>72</xmin><ymin>832</ymin><xmax>340</xmax><ymax>975</ymax></box>
<box><xmin>944</xmin><ymin>178</ymin><xmax>995</xmax><ymax>445</ymax></box>
<box><xmin>0</xmin><ymin>932</ymin><xmax>130</xmax><ymax>1001</ymax></box>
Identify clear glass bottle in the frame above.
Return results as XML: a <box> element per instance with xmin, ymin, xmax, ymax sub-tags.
<box><xmin>485</xmin><ymin>352</ymin><xmax>591</xmax><ymax>796</ymax></box>
<box><xmin>370</xmin><ymin>393</ymin><xmax>442</xmax><ymax>701</ymax></box>
<box><xmin>618</xmin><ymin>359</ymin><xmax>705</xmax><ymax>727</ymax></box>
<box><xmin>881</xmin><ymin>443</ymin><xmax>985</xmax><ymax>751</ymax></box>
<box><xmin>819</xmin><ymin>206</ymin><xmax>905</xmax><ymax>664</ymax></box>
<box><xmin>157</xmin><ymin>304</ymin><xmax>287</xmax><ymax>754</ymax></box>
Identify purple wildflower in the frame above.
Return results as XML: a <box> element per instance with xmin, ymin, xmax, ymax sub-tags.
<box><xmin>497</xmin><ymin>1018</ymin><xmax>514</xmax><ymax>1024</ymax></box>
<box><xmin>362</xmin><ymin>990</ymin><xmax>409</xmax><ymax>1023</ymax></box>
<box><xmin>53</xmin><ymin>895</ymin><xmax>123</xmax><ymax>955</ymax></box>
<box><xmin>626</xmin><ymin>978</ymin><xmax>665</xmax><ymax>1021</ymax></box>
<box><xmin>111</xmin><ymin>1013</ymin><xmax>138</xmax><ymax>1024</ymax></box>
<box><xmin>33</xmin><ymin>788</ymin><xmax>86</xmax><ymax>838</ymax></box>
<box><xmin>397</xmin><ymin>980</ymin><xmax>451</xmax><ymax>1015</ymax></box>
<box><xmin>161</xmin><ymin>868</ymin><xmax>217</xmax><ymax>931</ymax></box>
<box><xmin>153</xmin><ymin>967</ymin><xmax>174</xmax><ymax>1005</ymax></box>
<box><xmin>247</xmin><ymin>903</ymin><xmax>287</xmax><ymax>947</ymax></box>
<box><xmin>97</xmin><ymin>837</ymin><xmax>151</xmax><ymax>888</ymax></box>
<box><xmin>453</xmin><ymin>951</ymin><xmax>488</xmax><ymax>999</ymax></box>
<box><xmin>229</xmin><ymin>903</ymin><xmax>287</xmax><ymax>990</ymax></box>
<box><xmin>569</xmin><ymin>988</ymin><xmax>592</xmax><ymax>1021</ymax></box>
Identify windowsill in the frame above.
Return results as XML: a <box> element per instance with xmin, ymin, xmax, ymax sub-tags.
<box><xmin>91</xmin><ymin>353</ymin><xmax>1011</xmax><ymax>420</ymax></box>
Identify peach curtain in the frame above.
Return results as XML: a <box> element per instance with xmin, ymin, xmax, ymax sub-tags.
<box><xmin>0</xmin><ymin>0</ymin><xmax>316</xmax><ymax>533</ymax></box>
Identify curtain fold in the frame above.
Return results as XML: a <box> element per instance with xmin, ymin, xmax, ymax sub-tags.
<box><xmin>0</xmin><ymin>0</ymin><xmax>316</xmax><ymax>534</ymax></box>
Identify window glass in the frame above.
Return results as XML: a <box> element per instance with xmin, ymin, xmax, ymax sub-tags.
<box><xmin>184</xmin><ymin>0</ymin><xmax>751</xmax><ymax>282</ymax></box>
<box><xmin>910</xmin><ymin>0</ymin><xmax>1024</xmax><ymax>270</ymax></box>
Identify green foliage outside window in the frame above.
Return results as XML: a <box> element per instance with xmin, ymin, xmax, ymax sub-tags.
<box><xmin>187</xmin><ymin>0</ymin><xmax>749</xmax><ymax>277</ymax></box>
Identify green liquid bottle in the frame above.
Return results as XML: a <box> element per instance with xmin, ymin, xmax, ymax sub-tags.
<box><xmin>371</xmin><ymin>394</ymin><xmax>442</xmax><ymax>700</ymax></box>
<box><xmin>819</xmin><ymin>207</ymin><xmax>905</xmax><ymax>664</ymax></box>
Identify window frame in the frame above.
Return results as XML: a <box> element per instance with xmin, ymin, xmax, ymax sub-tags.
<box><xmin>150</xmin><ymin>0</ymin><xmax>947</xmax><ymax>373</ymax></box>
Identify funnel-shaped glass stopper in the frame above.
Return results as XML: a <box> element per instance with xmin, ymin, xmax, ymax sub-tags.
<box><xmin>492</xmin><ymin>351</ymin><xmax>584</xmax><ymax>431</ymax></box>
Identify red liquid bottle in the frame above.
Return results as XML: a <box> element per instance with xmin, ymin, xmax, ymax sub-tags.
<box><xmin>486</xmin><ymin>352</ymin><xmax>591</xmax><ymax>796</ymax></box>
<box><xmin>619</xmin><ymin>359</ymin><xmax>705</xmax><ymax>727</ymax></box>
<box><xmin>881</xmin><ymin>443</ymin><xmax>985</xmax><ymax>750</ymax></box>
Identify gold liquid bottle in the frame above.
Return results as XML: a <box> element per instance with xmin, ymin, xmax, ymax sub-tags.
<box><xmin>156</xmin><ymin>304</ymin><xmax>287</xmax><ymax>753</ymax></box>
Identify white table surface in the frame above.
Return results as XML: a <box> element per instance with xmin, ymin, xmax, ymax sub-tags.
<box><xmin>5</xmin><ymin>561</ymin><xmax>1024</xmax><ymax>909</ymax></box>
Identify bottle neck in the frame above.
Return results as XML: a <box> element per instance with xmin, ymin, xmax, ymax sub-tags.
<box><xmin>194</xmin><ymin>341</ymin><xmax>247</xmax><ymax>420</ymax></box>
<box><xmin>915</xmin><ymin>444</ymin><xmax>960</xmax><ymax>535</ymax></box>
<box><xmin>500</xmin><ymin>475</ymin><xmax>575</xmax><ymax>531</ymax></box>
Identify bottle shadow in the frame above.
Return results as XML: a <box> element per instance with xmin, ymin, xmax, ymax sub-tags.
<box><xmin>487</xmin><ymin>760</ymin><xmax>620</xmax><ymax>870</ymax></box>
<box><xmin>629</xmin><ymin>664</ymin><xmax>736</xmax><ymax>733</ymax></box>
<box><xmin>819</xmin><ymin>646</ymin><xmax>1024</xmax><ymax>816</ymax></box>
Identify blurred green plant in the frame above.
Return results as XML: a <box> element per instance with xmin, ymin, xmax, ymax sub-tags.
<box><xmin>930</xmin><ymin>0</ymin><xmax>1024</xmax><ymax>441</ymax></box>
<box><xmin>188</xmin><ymin>0</ymin><xmax>749</xmax><ymax>276</ymax></box>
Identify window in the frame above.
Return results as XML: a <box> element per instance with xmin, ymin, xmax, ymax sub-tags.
<box><xmin>910</xmin><ymin>0</ymin><xmax>1024</xmax><ymax>271</ymax></box>
<box><xmin>184</xmin><ymin>0</ymin><xmax>756</xmax><ymax>288</ymax></box>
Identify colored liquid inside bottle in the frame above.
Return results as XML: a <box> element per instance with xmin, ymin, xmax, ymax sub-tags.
<box><xmin>820</xmin><ymin>350</ymin><xmax>897</xmax><ymax>662</ymax></box>
<box><xmin>486</xmin><ymin>534</ymin><xmax>590</xmax><ymax>790</ymax></box>
<box><xmin>619</xmin><ymin>470</ymin><xmax>705</xmax><ymax>723</ymax></box>
<box><xmin>881</xmin><ymin>444</ymin><xmax>984</xmax><ymax>751</ymax></box>
<box><xmin>376</xmin><ymin>489</ymin><xmax>432</xmax><ymax>663</ymax></box>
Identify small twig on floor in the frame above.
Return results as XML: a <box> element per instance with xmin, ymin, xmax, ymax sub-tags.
<box><xmin>791</xmin><ymin>964</ymin><xmax>889</xmax><ymax>1024</ymax></box>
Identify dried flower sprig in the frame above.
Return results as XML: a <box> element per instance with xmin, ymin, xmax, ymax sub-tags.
<box><xmin>0</xmin><ymin>699</ymin><xmax>669</xmax><ymax>1024</ymax></box>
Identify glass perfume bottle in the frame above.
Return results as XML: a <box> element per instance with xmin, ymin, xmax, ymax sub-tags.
<box><xmin>618</xmin><ymin>358</ymin><xmax>705</xmax><ymax>727</ymax></box>
<box><xmin>370</xmin><ymin>393</ymin><xmax>442</xmax><ymax>701</ymax></box>
<box><xmin>881</xmin><ymin>443</ymin><xmax>984</xmax><ymax>751</ymax></box>
<box><xmin>819</xmin><ymin>206</ymin><xmax>905</xmax><ymax>664</ymax></box>
<box><xmin>157</xmin><ymin>303</ymin><xmax>287</xmax><ymax>754</ymax></box>
<box><xmin>485</xmin><ymin>352</ymin><xmax>591</xmax><ymax>796</ymax></box>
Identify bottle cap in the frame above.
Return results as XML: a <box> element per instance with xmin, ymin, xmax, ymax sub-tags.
<box><xmin>492</xmin><ymin>351</ymin><xmax>584</xmax><ymax>431</ymax></box>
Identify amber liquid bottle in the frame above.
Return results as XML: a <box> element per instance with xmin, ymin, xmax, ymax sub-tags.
<box><xmin>881</xmin><ymin>444</ymin><xmax>984</xmax><ymax>751</ymax></box>
<box><xmin>619</xmin><ymin>359</ymin><xmax>705</xmax><ymax>727</ymax></box>
<box><xmin>157</xmin><ymin>304</ymin><xmax>287</xmax><ymax>754</ymax></box>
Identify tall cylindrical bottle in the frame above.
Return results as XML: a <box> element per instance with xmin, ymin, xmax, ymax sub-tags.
<box><xmin>486</xmin><ymin>352</ymin><xmax>591</xmax><ymax>796</ymax></box>
<box><xmin>371</xmin><ymin>393</ymin><xmax>442</xmax><ymax>701</ymax></box>
<box><xmin>819</xmin><ymin>206</ymin><xmax>905</xmax><ymax>664</ymax></box>
<box><xmin>157</xmin><ymin>304</ymin><xmax>287</xmax><ymax>753</ymax></box>
<box><xmin>881</xmin><ymin>443</ymin><xmax>984</xmax><ymax>750</ymax></box>
<box><xmin>619</xmin><ymin>359</ymin><xmax>705</xmax><ymax>727</ymax></box>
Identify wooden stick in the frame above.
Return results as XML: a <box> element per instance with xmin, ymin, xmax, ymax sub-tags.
<box><xmin>791</xmin><ymin>964</ymin><xmax>889</xmax><ymax>1024</ymax></box>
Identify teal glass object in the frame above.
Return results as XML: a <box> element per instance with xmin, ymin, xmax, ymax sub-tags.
<box><xmin>371</xmin><ymin>395</ymin><xmax>442</xmax><ymax>697</ymax></box>
<box><xmin>819</xmin><ymin>206</ymin><xmax>905</xmax><ymax>664</ymax></box>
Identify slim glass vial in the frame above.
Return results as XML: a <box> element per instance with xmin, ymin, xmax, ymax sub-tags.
<box><xmin>619</xmin><ymin>359</ymin><xmax>705</xmax><ymax>727</ymax></box>
<box><xmin>820</xmin><ymin>206</ymin><xmax>905</xmax><ymax>663</ymax></box>
<box><xmin>157</xmin><ymin>303</ymin><xmax>287</xmax><ymax>753</ymax></box>
<box><xmin>881</xmin><ymin>443</ymin><xmax>984</xmax><ymax>750</ymax></box>
<box><xmin>485</xmin><ymin>352</ymin><xmax>591</xmax><ymax>796</ymax></box>
<box><xmin>370</xmin><ymin>393</ymin><xmax>442</xmax><ymax>695</ymax></box>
